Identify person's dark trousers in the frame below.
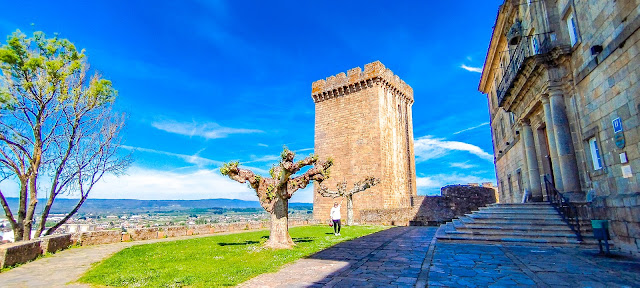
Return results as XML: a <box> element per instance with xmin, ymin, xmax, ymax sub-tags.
<box><xmin>332</xmin><ymin>219</ymin><xmax>341</xmax><ymax>234</ymax></box>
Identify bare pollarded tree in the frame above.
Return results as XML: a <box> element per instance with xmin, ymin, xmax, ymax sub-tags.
<box><xmin>318</xmin><ymin>176</ymin><xmax>380</xmax><ymax>225</ymax></box>
<box><xmin>221</xmin><ymin>147</ymin><xmax>332</xmax><ymax>249</ymax></box>
<box><xmin>0</xmin><ymin>30</ymin><xmax>131</xmax><ymax>241</ymax></box>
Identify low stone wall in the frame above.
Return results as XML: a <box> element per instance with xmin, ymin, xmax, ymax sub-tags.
<box><xmin>129</xmin><ymin>227</ymin><xmax>159</xmax><ymax>241</ymax></box>
<box><xmin>360</xmin><ymin>208</ymin><xmax>413</xmax><ymax>226</ymax></box>
<box><xmin>0</xmin><ymin>239</ymin><xmax>42</xmax><ymax>269</ymax></box>
<box><xmin>590</xmin><ymin>193</ymin><xmax>640</xmax><ymax>256</ymax></box>
<box><xmin>163</xmin><ymin>226</ymin><xmax>188</xmax><ymax>238</ymax></box>
<box><xmin>189</xmin><ymin>224</ymin><xmax>212</xmax><ymax>235</ymax></box>
<box><xmin>77</xmin><ymin>230</ymin><xmax>122</xmax><ymax>246</ymax></box>
<box><xmin>39</xmin><ymin>234</ymin><xmax>72</xmax><ymax>254</ymax></box>
<box><xmin>359</xmin><ymin>185</ymin><xmax>496</xmax><ymax>226</ymax></box>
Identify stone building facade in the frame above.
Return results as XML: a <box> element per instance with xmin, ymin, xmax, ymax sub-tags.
<box><xmin>312</xmin><ymin>61</ymin><xmax>417</xmax><ymax>222</ymax></box>
<box><xmin>479</xmin><ymin>0</ymin><xmax>640</xmax><ymax>255</ymax></box>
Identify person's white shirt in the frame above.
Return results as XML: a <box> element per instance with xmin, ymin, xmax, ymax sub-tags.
<box><xmin>330</xmin><ymin>205</ymin><xmax>341</xmax><ymax>220</ymax></box>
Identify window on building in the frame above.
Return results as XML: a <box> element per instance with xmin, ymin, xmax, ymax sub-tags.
<box><xmin>500</xmin><ymin>116</ymin><xmax>506</xmax><ymax>138</ymax></box>
<box><xmin>588</xmin><ymin>137</ymin><xmax>603</xmax><ymax>170</ymax></box>
<box><xmin>566</xmin><ymin>13</ymin><xmax>579</xmax><ymax>46</ymax></box>
<box><xmin>531</xmin><ymin>36</ymin><xmax>539</xmax><ymax>54</ymax></box>
<box><xmin>507</xmin><ymin>175</ymin><xmax>513</xmax><ymax>200</ymax></box>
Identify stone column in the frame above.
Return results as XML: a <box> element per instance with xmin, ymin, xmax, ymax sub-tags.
<box><xmin>522</xmin><ymin>120</ymin><xmax>543</xmax><ymax>201</ymax></box>
<box><xmin>541</xmin><ymin>95</ymin><xmax>563</xmax><ymax>191</ymax></box>
<box><xmin>549</xmin><ymin>88</ymin><xmax>581</xmax><ymax>193</ymax></box>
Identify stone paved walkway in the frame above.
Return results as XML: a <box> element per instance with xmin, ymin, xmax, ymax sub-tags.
<box><xmin>239</xmin><ymin>227</ymin><xmax>640</xmax><ymax>288</ymax></box>
<box><xmin>239</xmin><ymin>227</ymin><xmax>435</xmax><ymax>288</ymax></box>
<box><xmin>1</xmin><ymin>226</ymin><xmax>639</xmax><ymax>287</ymax></box>
<box><xmin>429</xmin><ymin>242</ymin><xmax>640</xmax><ymax>287</ymax></box>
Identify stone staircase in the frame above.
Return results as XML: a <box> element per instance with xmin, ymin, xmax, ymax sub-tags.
<box><xmin>436</xmin><ymin>202</ymin><xmax>603</xmax><ymax>247</ymax></box>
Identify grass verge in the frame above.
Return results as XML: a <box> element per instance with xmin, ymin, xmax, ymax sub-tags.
<box><xmin>79</xmin><ymin>225</ymin><xmax>387</xmax><ymax>287</ymax></box>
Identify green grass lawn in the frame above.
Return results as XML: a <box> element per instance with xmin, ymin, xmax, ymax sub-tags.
<box><xmin>79</xmin><ymin>225</ymin><xmax>386</xmax><ymax>287</ymax></box>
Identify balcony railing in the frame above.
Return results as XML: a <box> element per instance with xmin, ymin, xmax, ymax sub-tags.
<box><xmin>496</xmin><ymin>32</ymin><xmax>555</xmax><ymax>106</ymax></box>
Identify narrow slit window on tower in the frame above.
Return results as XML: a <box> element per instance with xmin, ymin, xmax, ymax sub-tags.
<box><xmin>588</xmin><ymin>137</ymin><xmax>603</xmax><ymax>170</ymax></box>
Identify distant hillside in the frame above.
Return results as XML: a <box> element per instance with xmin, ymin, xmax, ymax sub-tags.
<box><xmin>3</xmin><ymin>198</ymin><xmax>312</xmax><ymax>215</ymax></box>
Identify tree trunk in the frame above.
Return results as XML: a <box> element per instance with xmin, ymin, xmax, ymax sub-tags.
<box><xmin>23</xmin><ymin>174</ymin><xmax>39</xmax><ymax>240</ymax></box>
<box><xmin>346</xmin><ymin>194</ymin><xmax>354</xmax><ymax>226</ymax></box>
<box><xmin>264</xmin><ymin>197</ymin><xmax>294</xmax><ymax>249</ymax></box>
<box><xmin>35</xmin><ymin>194</ymin><xmax>56</xmax><ymax>237</ymax></box>
<box><xmin>14</xmin><ymin>178</ymin><xmax>27</xmax><ymax>241</ymax></box>
<box><xmin>45</xmin><ymin>196</ymin><xmax>87</xmax><ymax>236</ymax></box>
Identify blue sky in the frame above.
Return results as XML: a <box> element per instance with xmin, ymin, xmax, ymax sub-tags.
<box><xmin>0</xmin><ymin>0</ymin><xmax>503</xmax><ymax>202</ymax></box>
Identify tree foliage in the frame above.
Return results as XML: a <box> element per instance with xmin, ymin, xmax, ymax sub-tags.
<box><xmin>0</xmin><ymin>30</ymin><xmax>131</xmax><ymax>241</ymax></box>
<box><xmin>221</xmin><ymin>147</ymin><xmax>332</xmax><ymax>248</ymax></box>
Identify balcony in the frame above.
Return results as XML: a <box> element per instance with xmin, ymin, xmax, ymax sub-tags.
<box><xmin>496</xmin><ymin>32</ymin><xmax>556</xmax><ymax>106</ymax></box>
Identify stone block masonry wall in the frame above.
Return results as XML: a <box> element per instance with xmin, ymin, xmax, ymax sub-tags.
<box><xmin>360</xmin><ymin>185</ymin><xmax>497</xmax><ymax>226</ymax></box>
<box><xmin>129</xmin><ymin>227</ymin><xmax>159</xmax><ymax>241</ymax></box>
<box><xmin>39</xmin><ymin>234</ymin><xmax>72</xmax><ymax>254</ymax></box>
<box><xmin>313</xmin><ymin>61</ymin><xmax>417</xmax><ymax>222</ymax></box>
<box><xmin>590</xmin><ymin>193</ymin><xmax>640</xmax><ymax>256</ymax></box>
<box><xmin>0</xmin><ymin>239</ymin><xmax>41</xmax><ymax>269</ymax></box>
<box><xmin>76</xmin><ymin>230</ymin><xmax>122</xmax><ymax>246</ymax></box>
<box><xmin>163</xmin><ymin>226</ymin><xmax>188</xmax><ymax>238</ymax></box>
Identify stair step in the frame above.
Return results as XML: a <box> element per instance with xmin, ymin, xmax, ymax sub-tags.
<box><xmin>488</xmin><ymin>203</ymin><xmax>552</xmax><ymax>207</ymax></box>
<box><xmin>435</xmin><ymin>202</ymin><xmax>608</xmax><ymax>248</ymax></box>
<box><xmin>474</xmin><ymin>210</ymin><xmax>560</xmax><ymax>216</ymax></box>
<box><xmin>454</xmin><ymin>225</ymin><xmax>574</xmax><ymax>232</ymax></box>
<box><xmin>468</xmin><ymin>214</ymin><xmax>564</xmax><ymax>220</ymax></box>
<box><xmin>436</xmin><ymin>236</ymin><xmax>603</xmax><ymax>247</ymax></box>
<box><xmin>445</xmin><ymin>229</ymin><xmax>578</xmax><ymax>238</ymax></box>
<box><xmin>478</xmin><ymin>207</ymin><xmax>558</xmax><ymax>212</ymax></box>
<box><xmin>436</xmin><ymin>232</ymin><xmax>595</xmax><ymax>243</ymax></box>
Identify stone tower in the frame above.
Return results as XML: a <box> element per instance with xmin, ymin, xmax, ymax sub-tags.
<box><xmin>312</xmin><ymin>61</ymin><xmax>417</xmax><ymax>222</ymax></box>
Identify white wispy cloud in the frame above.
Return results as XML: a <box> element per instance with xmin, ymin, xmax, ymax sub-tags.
<box><xmin>89</xmin><ymin>165</ymin><xmax>310</xmax><ymax>202</ymax></box>
<box><xmin>257</xmin><ymin>143</ymin><xmax>269</xmax><ymax>147</ymax></box>
<box><xmin>244</xmin><ymin>154</ymin><xmax>280</xmax><ymax>164</ymax></box>
<box><xmin>151</xmin><ymin>120</ymin><xmax>263</xmax><ymax>139</ymax></box>
<box><xmin>416</xmin><ymin>173</ymin><xmax>495</xmax><ymax>195</ymax></box>
<box><xmin>449</xmin><ymin>162</ymin><xmax>476</xmax><ymax>169</ymax></box>
<box><xmin>121</xmin><ymin>145</ymin><xmax>221</xmax><ymax>167</ymax></box>
<box><xmin>90</xmin><ymin>166</ymin><xmax>257</xmax><ymax>200</ymax></box>
<box><xmin>453</xmin><ymin>122</ymin><xmax>490</xmax><ymax>135</ymax></box>
<box><xmin>414</xmin><ymin>135</ymin><xmax>494</xmax><ymax>162</ymax></box>
<box><xmin>461</xmin><ymin>64</ymin><xmax>483</xmax><ymax>73</ymax></box>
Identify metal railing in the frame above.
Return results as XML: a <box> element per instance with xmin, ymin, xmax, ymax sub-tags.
<box><xmin>496</xmin><ymin>32</ymin><xmax>555</xmax><ymax>105</ymax></box>
<box><xmin>543</xmin><ymin>176</ymin><xmax>582</xmax><ymax>241</ymax></box>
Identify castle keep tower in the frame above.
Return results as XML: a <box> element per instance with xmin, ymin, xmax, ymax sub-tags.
<box><xmin>312</xmin><ymin>61</ymin><xmax>417</xmax><ymax>221</ymax></box>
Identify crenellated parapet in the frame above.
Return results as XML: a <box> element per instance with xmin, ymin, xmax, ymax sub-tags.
<box><xmin>311</xmin><ymin>61</ymin><xmax>414</xmax><ymax>104</ymax></box>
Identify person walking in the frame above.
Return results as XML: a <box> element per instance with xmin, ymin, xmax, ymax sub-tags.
<box><xmin>330</xmin><ymin>198</ymin><xmax>343</xmax><ymax>236</ymax></box>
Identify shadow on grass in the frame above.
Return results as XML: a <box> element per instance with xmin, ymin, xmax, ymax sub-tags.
<box><xmin>218</xmin><ymin>240</ymin><xmax>260</xmax><ymax>246</ymax></box>
<box><xmin>292</xmin><ymin>237</ymin><xmax>314</xmax><ymax>243</ymax></box>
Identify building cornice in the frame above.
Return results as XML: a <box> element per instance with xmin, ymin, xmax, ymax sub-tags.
<box><xmin>479</xmin><ymin>2</ymin><xmax>513</xmax><ymax>94</ymax></box>
<box><xmin>311</xmin><ymin>61</ymin><xmax>413</xmax><ymax>104</ymax></box>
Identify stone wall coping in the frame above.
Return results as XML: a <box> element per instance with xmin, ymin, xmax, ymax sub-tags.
<box><xmin>311</xmin><ymin>61</ymin><xmax>414</xmax><ymax>104</ymax></box>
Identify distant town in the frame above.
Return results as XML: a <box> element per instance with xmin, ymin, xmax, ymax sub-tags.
<box><xmin>0</xmin><ymin>198</ymin><xmax>312</xmax><ymax>243</ymax></box>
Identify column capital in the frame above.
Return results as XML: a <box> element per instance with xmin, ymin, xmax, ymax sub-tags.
<box><xmin>518</xmin><ymin>118</ymin><xmax>532</xmax><ymax>126</ymax></box>
<box><xmin>547</xmin><ymin>85</ymin><xmax>564</xmax><ymax>97</ymax></box>
<box><xmin>541</xmin><ymin>94</ymin><xmax>550</xmax><ymax>104</ymax></box>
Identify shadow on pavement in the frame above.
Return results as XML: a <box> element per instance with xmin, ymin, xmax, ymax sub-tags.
<box><xmin>303</xmin><ymin>227</ymin><xmax>436</xmax><ymax>287</ymax></box>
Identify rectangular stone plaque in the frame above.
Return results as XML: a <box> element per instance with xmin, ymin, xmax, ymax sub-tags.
<box><xmin>621</xmin><ymin>165</ymin><xmax>632</xmax><ymax>178</ymax></box>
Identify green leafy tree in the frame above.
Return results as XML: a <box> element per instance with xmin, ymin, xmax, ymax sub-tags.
<box><xmin>0</xmin><ymin>30</ymin><xmax>131</xmax><ymax>241</ymax></box>
<box><xmin>318</xmin><ymin>176</ymin><xmax>380</xmax><ymax>225</ymax></box>
<box><xmin>221</xmin><ymin>147</ymin><xmax>332</xmax><ymax>249</ymax></box>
